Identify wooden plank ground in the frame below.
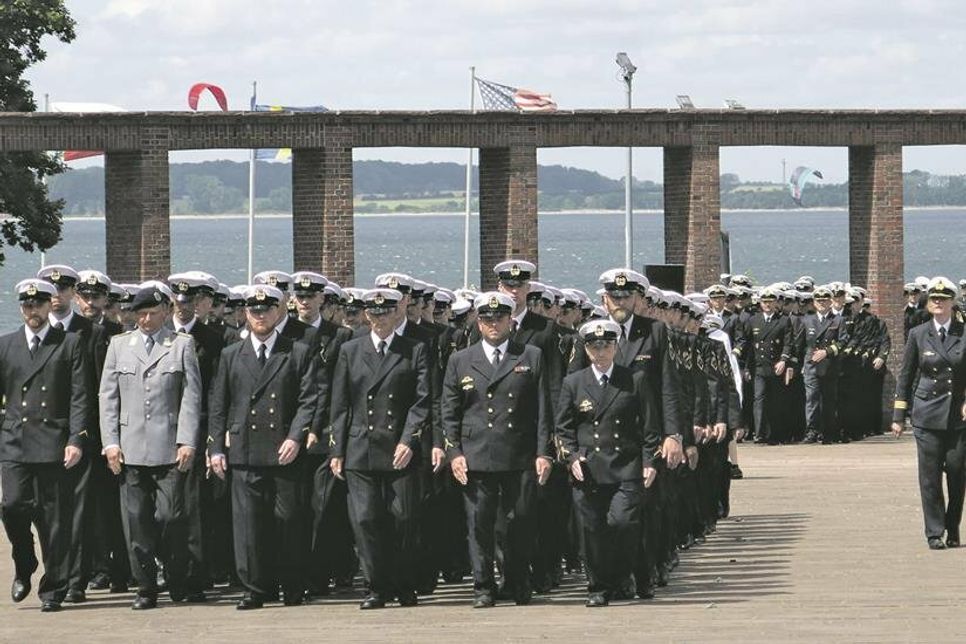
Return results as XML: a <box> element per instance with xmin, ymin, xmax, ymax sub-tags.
<box><xmin>0</xmin><ymin>435</ymin><xmax>954</xmax><ymax>642</ymax></box>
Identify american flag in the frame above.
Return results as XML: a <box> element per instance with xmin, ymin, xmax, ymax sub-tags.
<box><xmin>476</xmin><ymin>78</ymin><xmax>557</xmax><ymax>113</ymax></box>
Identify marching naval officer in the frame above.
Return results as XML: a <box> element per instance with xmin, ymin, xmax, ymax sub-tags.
<box><xmin>99</xmin><ymin>283</ymin><xmax>203</xmax><ymax>609</ymax></box>
<box><xmin>0</xmin><ymin>279</ymin><xmax>89</xmax><ymax>612</ymax></box>
<box><xmin>893</xmin><ymin>277</ymin><xmax>966</xmax><ymax>550</ymax></box>
<box><xmin>209</xmin><ymin>285</ymin><xmax>320</xmax><ymax>609</ymax></box>
<box><xmin>329</xmin><ymin>288</ymin><xmax>431</xmax><ymax>609</ymax></box>
<box><xmin>557</xmin><ymin>319</ymin><xmax>661</xmax><ymax>607</ymax></box>
<box><xmin>441</xmin><ymin>292</ymin><xmax>553</xmax><ymax>608</ymax></box>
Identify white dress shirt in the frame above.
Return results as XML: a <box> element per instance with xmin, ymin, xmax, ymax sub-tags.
<box><xmin>591</xmin><ymin>363</ymin><xmax>615</xmax><ymax>386</ymax></box>
<box><xmin>173</xmin><ymin>316</ymin><xmax>198</xmax><ymax>334</ymax></box>
<box><xmin>371</xmin><ymin>331</ymin><xmax>394</xmax><ymax>352</ymax></box>
<box><xmin>250</xmin><ymin>331</ymin><xmax>278</xmax><ymax>359</ymax></box>
<box><xmin>49</xmin><ymin>310</ymin><xmax>74</xmax><ymax>331</ymax></box>
<box><xmin>481</xmin><ymin>339</ymin><xmax>509</xmax><ymax>364</ymax></box>
<box><xmin>24</xmin><ymin>323</ymin><xmax>50</xmax><ymax>350</ymax></box>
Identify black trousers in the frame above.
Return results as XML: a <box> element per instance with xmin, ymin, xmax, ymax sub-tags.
<box><xmin>532</xmin><ymin>462</ymin><xmax>571</xmax><ymax>588</ymax></box>
<box><xmin>913</xmin><ymin>427</ymin><xmax>966</xmax><ymax>540</ymax></box>
<box><xmin>231</xmin><ymin>464</ymin><xmax>304</xmax><ymax>599</ymax></box>
<box><xmin>462</xmin><ymin>469</ymin><xmax>537</xmax><ymax>595</ymax></box>
<box><xmin>86</xmin><ymin>456</ymin><xmax>130</xmax><ymax>584</ymax></box>
<box><xmin>65</xmin><ymin>455</ymin><xmax>92</xmax><ymax>592</ymax></box>
<box><xmin>1</xmin><ymin>461</ymin><xmax>73</xmax><ymax>602</ymax></box>
<box><xmin>120</xmin><ymin>464</ymin><xmax>189</xmax><ymax>598</ymax></box>
<box><xmin>306</xmin><ymin>454</ymin><xmax>356</xmax><ymax>591</ymax></box>
<box><xmin>182</xmin><ymin>452</ymin><xmax>207</xmax><ymax>591</ymax></box>
<box><xmin>345</xmin><ymin>468</ymin><xmax>420</xmax><ymax>598</ymax></box>
<box><xmin>754</xmin><ymin>374</ymin><xmax>785</xmax><ymax>442</ymax></box>
<box><xmin>804</xmin><ymin>367</ymin><xmax>839</xmax><ymax>440</ymax></box>
<box><xmin>572</xmin><ymin>480</ymin><xmax>642</xmax><ymax>594</ymax></box>
<box><xmin>202</xmin><ymin>464</ymin><xmax>233</xmax><ymax>583</ymax></box>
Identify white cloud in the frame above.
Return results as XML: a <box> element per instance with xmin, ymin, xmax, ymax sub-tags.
<box><xmin>25</xmin><ymin>0</ymin><xmax>966</xmax><ymax>179</ymax></box>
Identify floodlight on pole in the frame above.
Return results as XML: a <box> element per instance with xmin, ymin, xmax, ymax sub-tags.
<box><xmin>616</xmin><ymin>52</ymin><xmax>636</xmax><ymax>269</ymax></box>
<box><xmin>675</xmin><ymin>95</ymin><xmax>694</xmax><ymax>109</ymax></box>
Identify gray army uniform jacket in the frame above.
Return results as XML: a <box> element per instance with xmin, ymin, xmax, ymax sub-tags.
<box><xmin>98</xmin><ymin>326</ymin><xmax>203</xmax><ymax>466</ymax></box>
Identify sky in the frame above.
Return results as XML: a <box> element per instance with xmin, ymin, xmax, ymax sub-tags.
<box><xmin>25</xmin><ymin>0</ymin><xmax>966</xmax><ymax>183</ymax></box>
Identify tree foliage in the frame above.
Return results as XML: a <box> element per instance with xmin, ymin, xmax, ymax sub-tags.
<box><xmin>0</xmin><ymin>0</ymin><xmax>75</xmax><ymax>264</ymax></box>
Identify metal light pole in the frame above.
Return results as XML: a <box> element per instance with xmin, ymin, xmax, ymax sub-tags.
<box><xmin>616</xmin><ymin>53</ymin><xmax>636</xmax><ymax>268</ymax></box>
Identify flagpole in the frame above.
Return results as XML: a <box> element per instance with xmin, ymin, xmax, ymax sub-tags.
<box><xmin>248</xmin><ymin>80</ymin><xmax>257</xmax><ymax>283</ymax></box>
<box><xmin>41</xmin><ymin>93</ymin><xmax>49</xmax><ymax>270</ymax></box>
<box><xmin>463</xmin><ymin>67</ymin><xmax>476</xmax><ymax>289</ymax></box>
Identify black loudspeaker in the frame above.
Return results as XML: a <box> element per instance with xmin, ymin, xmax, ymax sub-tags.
<box><xmin>645</xmin><ymin>264</ymin><xmax>685</xmax><ymax>293</ymax></box>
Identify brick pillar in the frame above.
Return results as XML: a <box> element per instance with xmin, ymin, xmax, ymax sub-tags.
<box><xmin>104</xmin><ymin>144</ymin><xmax>170</xmax><ymax>281</ymax></box>
<box><xmin>292</xmin><ymin>145</ymin><xmax>354</xmax><ymax>286</ymax></box>
<box><xmin>663</xmin><ymin>130</ymin><xmax>721</xmax><ymax>292</ymax></box>
<box><xmin>848</xmin><ymin>142</ymin><xmax>904</xmax><ymax>429</ymax></box>
<box><xmin>478</xmin><ymin>145</ymin><xmax>538</xmax><ymax>290</ymax></box>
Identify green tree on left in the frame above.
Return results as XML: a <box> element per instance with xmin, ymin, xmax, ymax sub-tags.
<box><xmin>0</xmin><ymin>0</ymin><xmax>75</xmax><ymax>265</ymax></box>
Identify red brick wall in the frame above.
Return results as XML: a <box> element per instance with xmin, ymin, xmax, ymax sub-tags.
<box><xmin>478</xmin><ymin>145</ymin><xmax>538</xmax><ymax>290</ymax></box>
<box><xmin>104</xmin><ymin>140</ymin><xmax>170</xmax><ymax>281</ymax></box>
<box><xmin>292</xmin><ymin>143</ymin><xmax>354</xmax><ymax>286</ymax></box>
<box><xmin>663</xmin><ymin>128</ymin><xmax>721</xmax><ymax>292</ymax></box>
<box><xmin>848</xmin><ymin>139</ymin><xmax>904</xmax><ymax>428</ymax></box>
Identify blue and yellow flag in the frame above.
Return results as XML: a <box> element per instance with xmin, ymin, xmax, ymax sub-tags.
<box><xmin>251</xmin><ymin>101</ymin><xmax>328</xmax><ymax>161</ymax></box>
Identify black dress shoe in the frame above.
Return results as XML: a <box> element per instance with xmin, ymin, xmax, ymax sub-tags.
<box><xmin>928</xmin><ymin>537</ymin><xmax>947</xmax><ymax>550</ymax></box>
<box><xmin>397</xmin><ymin>590</ymin><xmax>418</xmax><ymax>607</ymax></box>
<box><xmin>168</xmin><ymin>587</ymin><xmax>187</xmax><ymax>603</ymax></box>
<box><xmin>109</xmin><ymin>582</ymin><xmax>129</xmax><ymax>594</ymax></box>
<box><xmin>947</xmin><ymin>538</ymin><xmax>960</xmax><ymax>548</ymax></box>
<box><xmin>40</xmin><ymin>600</ymin><xmax>61</xmax><ymax>613</ymax></box>
<box><xmin>283</xmin><ymin>593</ymin><xmax>304</xmax><ymax>607</ymax></box>
<box><xmin>359</xmin><ymin>593</ymin><xmax>386</xmax><ymax>610</ymax></box>
<box><xmin>636</xmin><ymin>584</ymin><xmax>655</xmax><ymax>600</ymax></box>
<box><xmin>64</xmin><ymin>589</ymin><xmax>86</xmax><ymax>603</ymax></box>
<box><xmin>132</xmin><ymin>595</ymin><xmax>157</xmax><ymax>610</ymax></box>
<box><xmin>236</xmin><ymin>594</ymin><xmax>263</xmax><ymax>610</ymax></box>
<box><xmin>729</xmin><ymin>463</ymin><xmax>744</xmax><ymax>480</ymax></box>
<box><xmin>585</xmin><ymin>592</ymin><xmax>608</xmax><ymax>607</ymax></box>
<box><xmin>88</xmin><ymin>574</ymin><xmax>111</xmax><ymax>591</ymax></box>
<box><xmin>472</xmin><ymin>591</ymin><xmax>494</xmax><ymax>608</ymax></box>
<box><xmin>11</xmin><ymin>578</ymin><xmax>30</xmax><ymax>603</ymax></box>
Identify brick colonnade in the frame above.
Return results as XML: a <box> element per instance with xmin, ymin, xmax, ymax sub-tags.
<box><xmin>663</xmin><ymin>127</ymin><xmax>722</xmax><ymax>292</ymax></box>
<box><xmin>104</xmin><ymin>127</ymin><xmax>170</xmax><ymax>281</ymax></box>
<box><xmin>292</xmin><ymin>141</ymin><xmax>354</xmax><ymax>286</ymax></box>
<box><xmin>848</xmin><ymin>135</ymin><xmax>905</xmax><ymax>427</ymax></box>
<box><xmin>478</xmin><ymin>145</ymin><xmax>538</xmax><ymax>290</ymax></box>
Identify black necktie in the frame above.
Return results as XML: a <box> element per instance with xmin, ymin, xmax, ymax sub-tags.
<box><xmin>257</xmin><ymin>344</ymin><xmax>267</xmax><ymax>367</ymax></box>
<box><xmin>144</xmin><ymin>335</ymin><xmax>155</xmax><ymax>354</ymax></box>
<box><xmin>492</xmin><ymin>348</ymin><xmax>502</xmax><ymax>367</ymax></box>
<box><xmin>940</xmin><ymin>327</ymin><xmax>947</xmax><ymax>345</ymax></box>
<box><xmin>54</xmin><ymin>321</ymin><xmax>64</xmax><ymax>331</ymax></box>
<box><xmin>619</xmin><ymin>326</ymin><xmax>627</xmax><ymax>346</ymax></box>
<box><xmin>29</xmin><ymin>335</ymin><xmax>40</xmax><ymax>356</ymax></box>
<box><xmin>377</xmin><ymin>340</ymin><xmax>387</xmax><ymax>358</ymax></box>
<box><xmin>600</xmin><ymin>373</ymin><xmax>609</xmax><ymax>388</ymax></box>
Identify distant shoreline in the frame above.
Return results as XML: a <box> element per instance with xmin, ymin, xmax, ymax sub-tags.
<box><xmin>57</xmin><ymin>205</ymin><xmax>966</xmax><ymax>222</ymax></box>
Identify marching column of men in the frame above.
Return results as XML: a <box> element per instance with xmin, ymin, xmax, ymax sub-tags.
<box><xmin>2</xmin><ymin>260</ymin><xmax>765</xmax><ymax>611</ymax></box>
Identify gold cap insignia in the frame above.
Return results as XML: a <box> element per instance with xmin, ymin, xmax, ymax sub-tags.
<box><xmin>578</xmin><ymin>399</ymin><xmax>594</xmax><ymax>413</ymax></box>
<box><xmin>178</xmin><ymin>281</ymin><xmax>189</xmax><ymax>292</ymax></box>
<box><xmin>267</xmin><ymin>275</ymin><xmax>278</xmax><ymax>286</ymax></box>
<box><xmin>489</xmin><ymin>296</ymin><xmax>499</xmax><ymax>309</ymax></box>
<box><xmin>26</xmin><ymin>284</ymin><xmax>37</xmax><ymax>296</ymax></box>
<box><xmin>509</xmin><ymin>264</ymin><xmax>521</xmax><ymax>277</ymax></box>
<box><xmin>87</xmin><ymin>274</ymin><xmax>98</xmax><ymax>286</ymax></box>
<box><xmin>153</xmin><ymin>291</ymin><xmax>162</xmax><ymax>302</ymax></box>
<box><xmin>255</xmin><ymin>288</ymin><xmax>266</xmax><ymax>301</ymax></box>
<box><xmin>51</xmin><ymin>269</ymin><xmax>61</xmax><ymax>282</ymax></box>
<box><xmin>374</xmin><ymin>294</ymin><xmax>385</xmax><ymax>305</ymax></box>
<box><xmin>300</xmin><ymin>276</ymin><xmax>311</xmax><ymax>288</ymax></box>
<box><xmin>346</xmin><ymin>294</ymin><xmax>355</xmax><ymax>304</ymax></box>
<box><xmin>615</xmin><ymin>273</ymin><xmax>627</xmax><ymax>287</ymax></box>
<box><xmin>594</xmin><ymin>325</ymin><xmax>605</xmax><ymax>337</ymax></box>
<box><xmin>388</xmin><ymin>276</ymin><xmax>399</xmax><ymax>289</ymax></box>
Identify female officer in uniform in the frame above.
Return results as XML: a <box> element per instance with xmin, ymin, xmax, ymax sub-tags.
<box><xmin>892</xmin><ymin>277</ymin><xmax>966</xmax><ymax>550</ymax></box>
